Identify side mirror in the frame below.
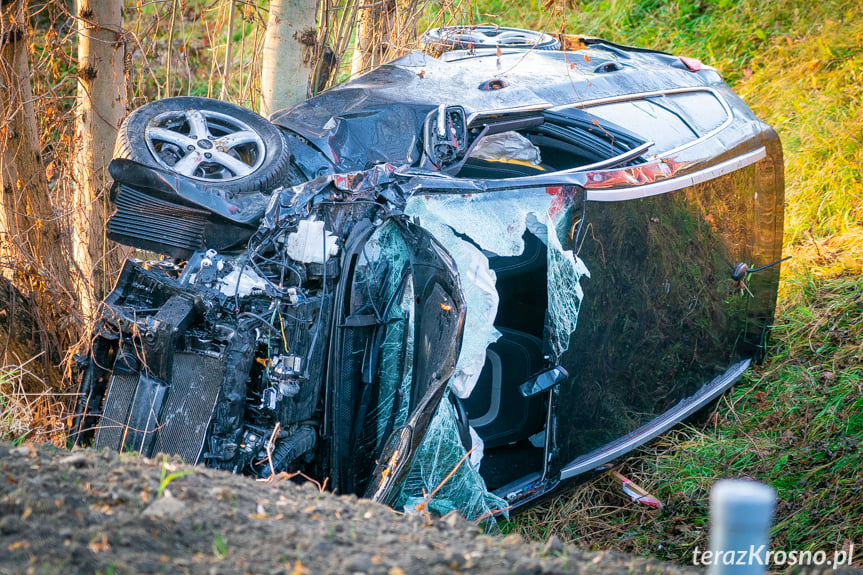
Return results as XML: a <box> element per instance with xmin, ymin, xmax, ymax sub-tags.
<box><xmin>519</xmin><ymin>365</ymin><xmax>569</xmax><ymax>397</ymax></box>
<box><xmin>423</xmin><ymin>104</ymin><xmax>467</xmax><ymax>169</ymax></box>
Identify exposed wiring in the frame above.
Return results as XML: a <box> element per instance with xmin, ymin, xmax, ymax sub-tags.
<box><xmin>278</xmin><ymin>311</ymin><xmax>289</xmax><ymax>354</ymax></box>
<box><xmin>236</xmin><ymin>311</ymin><xmax>278</xmax><ymax>333</ymax></box>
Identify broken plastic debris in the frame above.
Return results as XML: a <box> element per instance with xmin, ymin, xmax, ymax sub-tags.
<box><xmin>612</xmin><ymin>471</ymin><xmax>663</xmax><ymax>509</ymax></box>
<box><xmin>679</xmin><ymin>56</ymin><xmax>703</xmax><ymax>72</ymax></box>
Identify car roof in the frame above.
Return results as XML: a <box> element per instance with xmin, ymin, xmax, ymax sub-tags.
<box><xmin>271</xmin><ymin>42</ymin><xmax>720</xmax><ymax>170</ymax></box>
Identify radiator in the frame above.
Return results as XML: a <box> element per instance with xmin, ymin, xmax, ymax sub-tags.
<box><xmin>94</xmin><ymin>352</ymin><xmax>224</xmax><ymax>464</ymax></box>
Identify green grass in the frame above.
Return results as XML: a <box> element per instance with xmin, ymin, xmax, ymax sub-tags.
<box><xmin>158</xmin><ymin>454</ymin><xmax>193</xmax><ymax>498</ymax></box>
<box><xmin>212</xmin><ymin>529</ymin><xmax>229</xmax><ymax>559</ymax></box>
<box><xmin>479</xmin><ymin>0</ymin><xmax>863</xmax><ymax>565</ymax></box>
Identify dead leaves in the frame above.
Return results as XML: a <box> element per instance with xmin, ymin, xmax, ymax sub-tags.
<box><xmin>7</xmin><ymin>540</ymin><xmax>30</xmax><ymax>552</ymax></box>
<box><xmin>88</xmin><ymin>533</ymin><xmax>111</xmax><ymax>554</ymax></box>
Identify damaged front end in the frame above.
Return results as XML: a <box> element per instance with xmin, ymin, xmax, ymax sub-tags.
<box><xmin>71</xmin><ymin>162</ymin><xmax>468</xmax><ymax>503</ymax></box>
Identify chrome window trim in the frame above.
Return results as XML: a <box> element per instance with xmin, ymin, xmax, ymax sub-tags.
<box><xmin>557</xmin><ymin>141</ymin><xmax>654</xmax><ymax>174</ymax></box>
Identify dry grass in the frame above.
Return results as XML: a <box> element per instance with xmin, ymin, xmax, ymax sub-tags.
<box><xmin>0</xmin><ymin>358</ymin><xmax>69</xmax><ymax>446</ymax></box>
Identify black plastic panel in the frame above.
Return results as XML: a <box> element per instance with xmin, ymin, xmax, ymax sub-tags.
<box><xmin>107</xmin><ymin>184</ymin><xmax>209</xmax><ymax>258</ymax></box>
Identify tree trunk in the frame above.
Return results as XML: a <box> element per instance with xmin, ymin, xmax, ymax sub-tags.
<box><xmin>0</xmin><ymin>275</ymin><xmax>62</xmax><ymax>392</ymax></box>
<box><xmin>73</xmin><ymin>0</ymin><xmax>128</xmax><ymax>319</ymax></box>
<box><xmin>0</xmin><ymin>0</ymin><xmax>79</xmax><ymax>356</ymax></box>
<box><xmin>350</xmin><ymin>0</ymin><xmax>395</xmax><ymax>76</ymax></box>
<box><xmin>260</xmin><ymin>0</ymin><xmax>318</xmax><ymax>116</ymax></box>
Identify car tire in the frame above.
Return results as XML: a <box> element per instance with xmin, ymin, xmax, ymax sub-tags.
<box><xmin>115</xmin><ymin>97</ymin><xmax>291</xmax><ymax>195</ymax></box>
<box><xmin>419</xmin><ymin>25</ymin><xmax>561</xmax><ymax>55</ymax></box>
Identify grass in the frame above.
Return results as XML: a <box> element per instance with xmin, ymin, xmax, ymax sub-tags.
<box><xmin>0</xmin><ymin>360</ymin><xmax>68</xmax><ymax>446</ymax></box>
<box><xmin>158</xmin><ymin>455</ymin><xmax>193</xmax><ymax>498</ymax></box>
<box><xmin>486</xmin><ymin>0</ymin><xmax>863</xmax><ymax>565</ymax></box>
<box><xmin>212</xmin><ymin>530</ymin><xmax>229</xmax><ymax>559</ymax></box>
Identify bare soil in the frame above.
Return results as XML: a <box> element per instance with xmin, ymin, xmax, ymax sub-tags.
<box><xmin>1</xmin><ymin>441</ymin><xmax>854</xmax><ymax>575</ymax></box>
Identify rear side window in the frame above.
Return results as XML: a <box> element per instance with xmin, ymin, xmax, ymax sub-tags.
<box><xmin>662</xmin><ymin>91</ymin><xmax>729</xmax><ymax>135</ymax></box>
<box><xmin>585</xmin><ymin>90</ymin><xmax>729</xmax><ymax>154</ymax></box>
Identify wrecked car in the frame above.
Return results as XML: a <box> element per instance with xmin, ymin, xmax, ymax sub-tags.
<box><xmin>71</xmin><ymin>26</ymin><xmax>784</xmax><ymax>522</ymax></box>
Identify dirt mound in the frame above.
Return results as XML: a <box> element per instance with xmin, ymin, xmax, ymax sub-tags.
<box><xmin>0</xmin><ymin>441</ymin><xmax>697</xmax><ymax>574</ymax></box>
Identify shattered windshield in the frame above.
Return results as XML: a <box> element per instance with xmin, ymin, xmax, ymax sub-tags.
<box><xmin>398</xmin><ymin>399</ymin><xmax>508</xmax><ymax>527</ymax></box>
<box><xmin>346</xmin><ymin>221</ymin><xmax>416</xmax><ymax>495</ymax></box>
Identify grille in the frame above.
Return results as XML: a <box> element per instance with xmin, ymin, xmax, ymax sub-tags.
<box><xmin>152</xmin><ymin>353</ymin><xmax>224</xmax><ymax>464</ymax></box>
<box><xmin>93</xmin><ymin>372</ymin><xmax>139</xmax><ymax>451</ymax></box>
<box><xmin>107</xmin><ymin>185</ymin><xmax>209</xmax><ymax>258</ymax></box>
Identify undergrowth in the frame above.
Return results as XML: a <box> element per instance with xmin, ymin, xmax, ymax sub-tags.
<box><xmin>0</xmin><ymin>361</ymin><xmax>68</xmax><ymax>446</ymax></box>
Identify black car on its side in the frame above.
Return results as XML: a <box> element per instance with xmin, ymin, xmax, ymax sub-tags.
<box><xmin>72</xmin><ymin>26</ymin><xmax>784</xmax><ymax>522</ymax></box>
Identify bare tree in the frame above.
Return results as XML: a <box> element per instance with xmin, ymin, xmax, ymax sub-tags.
<box><xmin>260</xmin><ymin>0</ymin><xmax>318</xmax><ymax>116</ymax></box>
<box><xmin>72</xmin><ymin>0</ymin><xmax>128</xmax><ymax>317</ymax></box>
<box><xmin>0</xmin><ymin>0</ymin><xmax>79</xmax><ymax>353</ymax></box>
<box><xmin>350</xmin><ymin>0</ymin><xmax>419</xmax><ymax>77</ymax></box>
<box><xmin>350</xmin><ymin>0</ymin><xmax>394</xmax><ymax>75</ymax></box>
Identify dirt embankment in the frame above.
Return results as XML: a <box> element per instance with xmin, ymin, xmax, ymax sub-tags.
<box><xmin>0</xmin><ymin>441</ymin><xmax>692</xmax><ymax>575</ymax></box>
<box><xmin>1</xmin><ymin>441</ymin><xmax>856</xmax><ymax>575</ymax></box>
